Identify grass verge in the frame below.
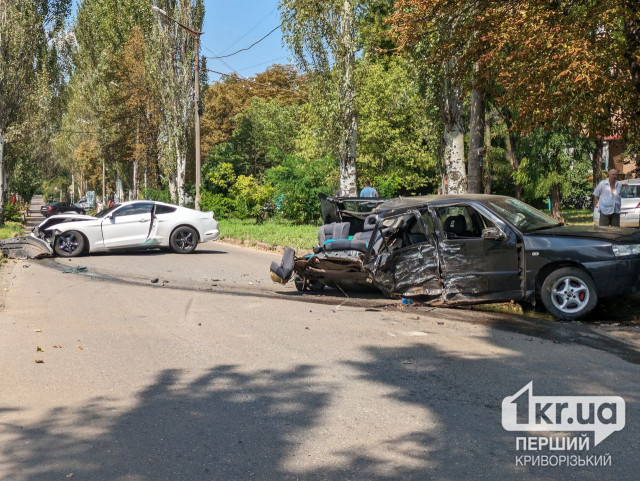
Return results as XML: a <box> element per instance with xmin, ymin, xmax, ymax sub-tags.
<box><xmin>562</xmin><ymin>209</ymin><xmax>592</xmax><ymax>226</ymax></box>
<box><xmin>0</xmin><ymin>221</ymin><xmax>25</xmax><ymax>240</ymax></box>
<box><xmin>218</xmin><ymin>218</ymin><xmax>319</xmax><ymax>250</ymax></box>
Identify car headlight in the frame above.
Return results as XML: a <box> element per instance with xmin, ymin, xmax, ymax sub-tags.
<box><xmin>612</xmin><ymin>244</ymin><xmax>640</xmax><ymax>257</ymax></box>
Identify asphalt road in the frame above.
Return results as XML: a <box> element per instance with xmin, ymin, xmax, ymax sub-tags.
<box><xmin>0</xmin><ymin>237</ymin><xmax>639</xmax><ymax>480</ymax></box>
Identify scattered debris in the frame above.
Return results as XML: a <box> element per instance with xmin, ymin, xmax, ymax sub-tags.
<box><xmin>305</xmin><ymin>326</ymin><xmax>310</xmax><ymax>330</ymax></box>
<box><xmin>35</xmin><ymin>360</ymin><xmax>44</xmax><ymax>364</ymax></box>
<box><xmin>78</xmin><ymin>346</ymin><xmax>84</xmax><ymax>350</ymax></box>
<box><xmin>34</xmin><ymin>329</ymin><xmax>42</xmax><ymax>332</ymax></box>
<box><xmin>22</xmin><ymin>265</ymin><xmax>30</xmax><ymax>268</ymax></box>
<box><xmin>62</xmin><ymin>266</ymin><xmax>87</xmax><ymax>274</ymax></box>
<box><xmin>53</xmin><ymin>345</ymin><xmax>63</xmax><ymax>349</ymax></box>
<box><xmin>36</xmin><ymin>347</ymin><xmax>44</xmax><ymax>352</ymax></box>
<box><xmin>151</xmin><ymin>278</ymin><xmax>159</xmax><ymax>284</ymax></box>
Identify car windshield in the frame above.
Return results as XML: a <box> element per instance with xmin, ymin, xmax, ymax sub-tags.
<box><xmin>484</xmin><ymin>198</ymin><xmax>561</xmax><ymax>233</ymax></box>
<box><xmin>94</xmin><ymin>204</ymin><xmax>121</xmax><ymax>218</ymax></box>
<box><xmin>621</xmin><ymin>184</ymin><xmax>639</xmax><ymax>199</ymax></box>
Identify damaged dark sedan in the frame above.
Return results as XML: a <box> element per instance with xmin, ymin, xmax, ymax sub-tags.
<box><xmin>270</xmin><ymin>194</ymin><xmax>640</xmax><ymax>320</ymax></box>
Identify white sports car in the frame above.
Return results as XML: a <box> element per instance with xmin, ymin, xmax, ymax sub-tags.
<box><xmin>32</xmin><ymin>200</ymin><xmax>219</xmax><ymax>257</ymax></box>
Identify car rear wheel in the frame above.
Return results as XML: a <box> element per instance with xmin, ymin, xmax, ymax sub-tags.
<box><xmin>54</xmin><ymin>231</ymin><xmax>85</xmax><ymax>258</ymax></box>
<box><xmin>541</xmin><ymin>267</ymin><xmax>598</xmax><ymax>321</ymax></box>
<box><xmin>170</xmin><ymin>226</ymin><xmax>198</xmax><ymax>254</ymax></box>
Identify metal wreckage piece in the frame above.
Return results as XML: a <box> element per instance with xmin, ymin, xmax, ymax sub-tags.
<box><xmin>0</xmin><ymin>236</ymin><xmax>53</xmax><ymax>259</ymax></box>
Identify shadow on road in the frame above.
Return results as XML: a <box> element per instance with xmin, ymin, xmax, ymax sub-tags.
<box><xmin>1</xmin><ymin>334</ymin><xmax>638</xmax><ymax>479</ymax></box>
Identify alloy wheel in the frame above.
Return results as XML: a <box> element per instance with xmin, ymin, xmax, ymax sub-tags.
<box><xmin>550</xmin><ymin>276</ymin><xmax>590</xmax><ymax>314</ymax></box>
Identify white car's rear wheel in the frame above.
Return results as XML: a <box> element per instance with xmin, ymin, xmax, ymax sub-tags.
<box><xmin>54</xmin><ymin>231</ymin><xmax>85</xmax><ymax>257</ymax></box>
<box><xmin>170</xmin><ymin>226</ymin><xmax>198</xmax><ymax>254</ymax></box>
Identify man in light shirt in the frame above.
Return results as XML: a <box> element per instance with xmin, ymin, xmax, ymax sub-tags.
<box><xmin>359</xmin><ymin>180</ymin><xmax>379</xmax><ymax>198</ymax></box>
<box><xmin>593</xmin><ymin>168</ymin><xmax>622</xmax><ymax>227</ymax></box>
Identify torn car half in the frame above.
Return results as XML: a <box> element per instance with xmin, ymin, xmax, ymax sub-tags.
<box><xmin>271</xmin><ymin>194</ymin><xmax>640</xmax><ymax>321</ymax></box>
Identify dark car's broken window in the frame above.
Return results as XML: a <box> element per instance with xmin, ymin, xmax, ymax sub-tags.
<box><xmin>436</xmin><ymin>205</ymin><xmax>495</xmax><ymax>239</ymax></box>
<box><xmin>485</xmin><ymin>198</ymin><xmax>559</xmax><ymax>232</ymax></box>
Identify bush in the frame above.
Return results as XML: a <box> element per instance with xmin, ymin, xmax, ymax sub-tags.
<box><xmin>3</xmin><ymin>202</ymin><xmax>25</xmax><ymax>222</ymax></box>
<box><xmin>229</xmin><ymin>175</ymin><xmax>274</xmax><ymax>219</ymax></box>
<box><xmin>200</xmin><ymin>191</ymin><xmax>233</xmax><ymax>218</ymax></box>
<box><xmin>266</xmin><ymin>156</ymin><xmax>338</xmax><ymax>224</ymax></box>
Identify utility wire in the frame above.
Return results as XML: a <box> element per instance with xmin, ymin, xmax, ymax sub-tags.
<box><xmin>205</xmin><ymin>23</ymin><xmax>283</xmax><ymax>60</ymax></box>
<box><xmin>218</xmin><ymin>3</ymin><xmax>278</xmax><ymax>55</ymax></box>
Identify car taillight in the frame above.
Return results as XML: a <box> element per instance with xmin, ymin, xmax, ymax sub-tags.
<box><xmin>48</xmin><ymin>206</ymin><xmax>53</xmax><ymax>211</ymax></box>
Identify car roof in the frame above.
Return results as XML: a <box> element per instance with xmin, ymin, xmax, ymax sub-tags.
<box><xmin>621</xmin><ymin>178</ymin><xmax>640</xmax><ymax>185</ymax></box>
<box><xmin>375</xmin><ymin>194</ymin><xmax>511</xmax><ymax>216</ymax></box>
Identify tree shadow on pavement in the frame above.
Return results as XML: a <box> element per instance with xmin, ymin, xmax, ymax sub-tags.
<box><xmin>0</xmin><ymin>365</ymin><xmax>329</xmax><ymax>481</ymax></box>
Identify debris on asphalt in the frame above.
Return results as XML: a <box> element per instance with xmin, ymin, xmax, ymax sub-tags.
<box><xmin>62</xmin><ymin>266</ymin><xmax>88</xmax><ymax>274</ymax></box>
<box><xmin>53</xmin><ymin>345</ymin><xmax>62</xmax><ymax>349</ymax></box>
<box><xmin>23</xmin><ymin>265</ymin><xmax>30</xmax><ymax>268</ymax></box>
<box><xmin>151</xmin><ymin>278</ymin><xmax>159</xmax><ymax>284</ymax></box>
<box><xmin>78</xmin><ymin>346</ymin><xmax>84</xmax><ymax>350</ymax></box>
<box><xmin>34</xmin><ymin>329</ymin><xmax>41</xmax><ymax>332</ymax></box>
<box><xmin>36</xmin><ymin>347</ymin><xmax>44</xmax><ymax>352</ymax></box>
<box><xmin>35</xmin><ymin>360</ymin><xmax>44</xmax><ymax>364</ymax></box>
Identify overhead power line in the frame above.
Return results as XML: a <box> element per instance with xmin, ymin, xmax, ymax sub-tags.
<box><xmin>218</xmin><ymin>3</ymin><xmax>278</xmax><ymax>55</ymax></box>
<box><xmin>206</xmin><ymin>23</ymin><xmax>283</xmax><ymax>60</ymax></box>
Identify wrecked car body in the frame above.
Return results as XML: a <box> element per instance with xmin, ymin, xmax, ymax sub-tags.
<box><xmin>271</xmin><ymin>194</ymin><xmax>640</xmax><ymax>320</ymax></box>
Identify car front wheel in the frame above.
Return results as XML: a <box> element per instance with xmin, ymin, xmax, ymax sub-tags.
<box><xmin>54</xmin><ymin>231</ymin><xmax>85</xmax><ymax>257</ymax></box>
<box><xmin>170</xmin><ymin>226</ymin><xmax>198</xmax><ymax>254</ymax></box>
<box><xmin>541</xmin><ymin>267</ymin><xmax>598</xmax><ymax>321</ymax></box>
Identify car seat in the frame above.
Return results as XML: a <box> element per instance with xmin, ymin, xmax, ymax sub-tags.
<box><xmin>443</xmin><ymin>215</ymin><xmax>467</xmax><ymax>237</ymax></box>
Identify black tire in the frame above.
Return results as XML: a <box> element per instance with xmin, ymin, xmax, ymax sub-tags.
<box><xmin>309</xmin><ymin>280</ymin><xmax>325</xmax><ymax>291</ymax></box>
<box><xmin>294</xmin><ymin>276</ymin><xmax>305</xmax><ymax>292</ymax></box>
<box><xmin>170</xmin><ymin>226</ymin><xmax>198</xmax><ymax>254</ymax></box>
<box><xmin>294</xmin><ymin>276</ymin><xmax>324</xmax><ymax>292</ymax></box>
<box><xmin>54</xmin><ymin>231</ymin><xmax>85</xmax><ymax>258</ymax></box>
<box><xmin>540</xmin><ymin>267</ymin><xmax>598</xmax><ymax>321</ymax></box>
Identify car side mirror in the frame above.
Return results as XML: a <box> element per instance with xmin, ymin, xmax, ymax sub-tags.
<box><xmin>482</xmin><ymin>227</ymin><xmax>506</xmax><ymax>241</ymax></box>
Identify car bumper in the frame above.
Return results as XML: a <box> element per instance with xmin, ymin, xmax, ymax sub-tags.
<box><xmin>202</xmin><ymin>229</ymin><xmax>219</xmax><ymax>242</ymax></box>
<box><xmin>586</xmin><ymin>257</ymin><xmax>640</xmax><ymax>298</ymax></box>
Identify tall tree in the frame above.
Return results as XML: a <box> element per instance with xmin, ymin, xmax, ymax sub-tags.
<box><xmin>281</xmin><ymin>0</ymin><xmax>361</xmax><ymax>196</ymax></box>
<box><xmin>0</xmin><ymin>0</ymin><xmax>71</xmax><ymax>223</ymax></box>
<box><xmin>150</xmin><ymin>0</ymin><xmax>204</xmax><ymax>205</ymax></box>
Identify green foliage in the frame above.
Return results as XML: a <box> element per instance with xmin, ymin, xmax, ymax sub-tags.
<box><xmin>266</xmin><ymin>155</ymin><xmax>338</xmax><ymax>223</ymax></box>
<box><xmin>229</xmin><ymin>175</ymin><xmax>275</xmax><ymax>219</ymax></box>
<box><xmin>2</xmin><ymin>202</ymin><xmax>25</xmax><ymax>223</ymax></box>
<box><xmin>356</xmin><ymin>58</ymin><xmax>440</xmax><ymax>195</ymax></box>
<box><xmin>10</xmin><ymin>157</ymin><xmax>41</xmax><ymax>203</ymax></box>
<box><xmin>516</xmin><ymin>130</ymin><xmax>593</xmax><ymax>209</ymax></box>
<box><xmin>41</xmin><ymin>176</ymin><xmax>69</xmax><ymax>203</ymax></box>
<box><xmin>142</xmin><ymin>188</ymin><xmax>171</xmax><ymax>204</ymax></box>
<box><xmin>200</xmin><ymin>191</ymin><xmax>233</xmax><ymax>218</ymax></box>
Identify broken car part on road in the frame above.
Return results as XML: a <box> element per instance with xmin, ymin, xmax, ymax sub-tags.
<box><xmin>271</xmin><ymin>194</ymin><xmax>640</xmax><ymax>321</ymax></box>
<box><xmin>0</xmin><ymin>236</ymin><xmax>53</xmax><ymax>259</ymax></box>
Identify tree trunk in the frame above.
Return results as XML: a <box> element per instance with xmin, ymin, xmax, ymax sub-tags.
<box><xmin>550</xmin><ymin>183</ymin><xmax>563</xmax><ymax>221</ymax></box>
<box><xmin>483</xmin><ymin>112</ymin><xmax>492</xmax><ymax>194</ymax></box>
<box><xmin>116</xmin><ymin>174</ymin><xmax>124</xmax><ymax>203</ymax></box>
<box><xmin>592</xmin><ymin>138</ymin><xmax>604</xmax><ymax>208</ymax></box>
<box><xmin>442</xmin><ymin>61</ymin><xmax>466</xmax><ymax>194</ymax></box>
<box><xmin>337</xmin><ymin>0</ymin><xmax>358</xmax><ymax>197</ymax></box>
<box><xmin>467</xmin><ymin>68</ymin><xmax>485</xmax><ymax>194</ymax></box>
<box><xmin>0</xmin><ymin>128</ymin><xmax>5</xmax><ymax>226</ymax></box>
<box><xmin>169</xmin><ymin>176</ymin><xmax>177</xmax><ymax>204</ymax></box>
<box><xmin>501</xmin><ymin>110</ymin><xmax>522</xmax><ymax>199</ymax></box>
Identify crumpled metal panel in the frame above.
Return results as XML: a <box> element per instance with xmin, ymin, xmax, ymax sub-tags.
<box><xmin>0</xmin><ymin>236</ymin><xmax>53</xmax><ymax>259</ymax></box>
<box><xmin>371</xmin><ymin>244</ymin><xmax>441</xmax><ymax>298</ymax></box>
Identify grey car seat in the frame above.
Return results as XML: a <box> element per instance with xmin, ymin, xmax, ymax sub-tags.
<box><xmin>270</xmin><ymin>247</ymin><xmax>296</xmax><ymax>284</ymax></box>
<box><xmin>352</xmin><ymin>214</ymin><xmax>378</xmax><ymax>244</ymax></box>
<box><xmin>443</xmin><ymin>215</ymin><xmax>467</xmax><ymax>237</ymax></box>
<box><xmin>318</xmin><ymin>222</ymin><xmax>351</xmax><ymax>245</ymax></box>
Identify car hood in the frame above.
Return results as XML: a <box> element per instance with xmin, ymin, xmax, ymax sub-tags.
<box><xmin>37</xmin><ymin>214</ymin><xmax>98</xmax><ymax>229</ymax></box>
<box><xmin>525</xmin><ymin>225</ymin><xmax>640</xmax><ymax>243</ymax></box>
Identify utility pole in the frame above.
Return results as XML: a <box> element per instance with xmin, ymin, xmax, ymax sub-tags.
<box><xmin>102</xmin><ymin>158</ymin><xmax>106</xmax><ymax>204</ymax></box>
<box><xmin>152</xmin><ymin>5</ymin><xmax>203</xmax><ymax>210</ymax></box>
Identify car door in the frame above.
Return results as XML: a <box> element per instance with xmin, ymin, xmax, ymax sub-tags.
<box><xmin>101</xmin><ymin>202</ymin><xmax>155</xmax><ymax>249</ymax></box>
<box><xmin>366</xmin><ymin>210</ymin><xmax>442</xmax><ymax>298</ymax></box>
<box><xmin>432</xmin><ymin>203</ymin><xmax>522</xmax><ymax>303</ymax></box>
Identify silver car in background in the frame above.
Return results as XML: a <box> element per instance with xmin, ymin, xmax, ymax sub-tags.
<box><xmin>594</xmin><ymin>179</ymin><xmax>640</xmax><ymax>227</ymax></box>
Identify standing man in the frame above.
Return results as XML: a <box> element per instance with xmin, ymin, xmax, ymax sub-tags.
<box><xmin>594</xmin><ymin>168</ymin><xmax>622</xmax><ymax>227</ymax></box>
<box><xmin>359</xmin><ymin>180</ymin><xmax>379</xmax><ymax>198</ymax></box>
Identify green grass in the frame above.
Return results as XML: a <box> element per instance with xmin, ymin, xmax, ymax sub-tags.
<box><xmin>562</xmin><ymin>209</ymin><xmax>593</xmax><ymax>226</ymax></box>
<box><xmin>0</xmin><ymin>221</ymin><xmax>25</xmax><ymax>240</ymax></box>
<box><xmin>218</xmin><ymin>218</ymin><xmax>319</xmax><ymax>250</ymax></box>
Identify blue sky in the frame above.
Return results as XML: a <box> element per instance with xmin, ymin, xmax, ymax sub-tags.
<box><xmin>203</xmin><ymin>1</ymin><xmax>293</xmax><ymax>81</ymax></box>
<box><xmin>71</xmin><ymin>1</ymin><xmax>294</xmax><ymax>82</ymax></box>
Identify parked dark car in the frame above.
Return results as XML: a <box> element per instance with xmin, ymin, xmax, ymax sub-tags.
<box><xmin>40</xmin><ymin>202</ymin><xmax>86</xmax><ymax>217</ymax></box>
<box><xmin>271</xmin><ymin>194</ymin><xmax>640</xmax><ymax>320</ymax></box>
